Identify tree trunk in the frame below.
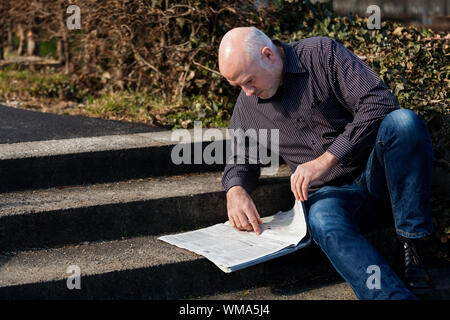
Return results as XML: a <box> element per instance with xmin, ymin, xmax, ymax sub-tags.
<box><xmin>63</xmin><ymin>33</ymin><xmax>69</xmax><ymax>72</ymax></box>
<box><xmin>26</xmin><ymin>28</ymin><xmax>40</xmax><ymax>56</ymax></box>
<box><xmin>57</xmin><ymin>37</ymin><xmax>64</xmax><ymax>63</ymax></box>
<box><xmin>0</xmin><ymin>23</ymin><xmax>4</xmax><ymax>60</ymax></box>
<box><xmin>58</xmin><ymin>2</ymin><xmax>70</xmax><ymax>73</ymax></box>
<box><xmin>6</xmin><ymin>22</ymin><xmax>15</xmax><ymax>54</ymax></box>
<box><xmin>17</xmin><ymin>24</ymin><xmax>25</xmax><ymax>56</ymax></box>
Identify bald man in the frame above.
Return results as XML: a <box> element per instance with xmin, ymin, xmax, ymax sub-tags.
<box><xmin>219</xmin><ymin>27</ymin><xmax>434</xmax><ymax>300</ymax></box>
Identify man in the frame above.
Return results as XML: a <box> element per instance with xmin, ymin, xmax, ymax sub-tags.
<box><xmin>218</xmin><ymin>27</ymin><xmax>434</xmax><ymax>300</ymax></box>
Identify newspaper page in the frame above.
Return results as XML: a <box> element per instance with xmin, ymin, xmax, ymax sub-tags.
<box><xmin>158</xmin><ymin>201</ymin><xmax>308</xmax><ymax>272</ymax></box>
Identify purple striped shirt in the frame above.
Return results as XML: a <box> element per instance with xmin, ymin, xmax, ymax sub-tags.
<box><xmin>222</xmin><ymin>36</ymin><xmax>399</xmax><ymax>193</ymax></box>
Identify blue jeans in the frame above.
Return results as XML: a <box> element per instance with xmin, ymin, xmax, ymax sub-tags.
<box><xmin>305</xmin><ymin>109</ymin><xmax>434</xmax><ymax>300</ymax></box>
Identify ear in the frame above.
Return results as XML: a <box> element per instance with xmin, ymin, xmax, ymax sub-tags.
<box><xmin>261</xmin><ymin>47</ymin><xmax>275</xmax><ymax>62</ymax></box>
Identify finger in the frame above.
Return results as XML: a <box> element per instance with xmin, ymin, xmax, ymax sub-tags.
<box><xmin>255</xmin><ymin>210</ymin><xmax>263</xmax><ymax>227</ymax></box>
<box><xmin>247</xmin><ymin>209</ymin><xmax>262</xmax><ymax>235</ymax></box>
<box><xmin>257</xmin><ymin>215</ymin><xmax>263</xmax><ymax>225</ymax></box>
<box><xmin>228</xmin><ymin>215</ymin><xmax>236</xmax><ymax>228</ymax></box>
<box><xmin>290</xmin><ymin>175</ymin><xmax>297</xmax><ymax>200</ymax></box>
<box><xmin>245</xmin><ymin>204</ymin><xmax>263</xmax><ymax>235</ymax></box>
<box><xmin>248</xmin><ymin>217</ymin><xmax>262</xmax><ymax>235</ymax></box>
<box><xmin>237</xmin><ymin>211</ymin><xmax>253</xmax><ymax>231</ymax></box>
<box><xmin>301</xmin><ymin>177</ymin><xmax>310</xmax><ymax>201</ymax></box>
<box><xmin>296</xmin><ymin>175</ymin><xmax>305</xmax><ymax>201</ymax></box>
<box><xmin>231</xmin><ymin>214</ymin><xmax>242</xmax><ymax>230</ymax></box>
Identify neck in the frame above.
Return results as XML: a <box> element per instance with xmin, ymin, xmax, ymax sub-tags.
<box><xmin>276</xmin><ymin>45</ymin><xmax>285</xmax><ymax>87</ymax></box>
<box><xmin>271</xmin><ymin>40</ymin><xmax>285</xmax><ymax>87</ymax></box>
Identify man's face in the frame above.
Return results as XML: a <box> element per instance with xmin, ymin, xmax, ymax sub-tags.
<box><xmin>220</xmin><ymin>47</ymin><xmax>283</xmax><ymax>100</ymax></box>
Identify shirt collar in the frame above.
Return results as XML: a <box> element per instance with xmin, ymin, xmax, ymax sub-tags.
<box><xmin>274</xmin><ymin>40</ymin><xmax>306</xmax><ymax>74</ymax></box>
<box><xmin>256</xmin><ymin>40</ymin><xmax>305</xmax><ymax>104</ymax></box>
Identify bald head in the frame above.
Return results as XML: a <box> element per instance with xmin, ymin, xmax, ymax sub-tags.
<box><xmin>218</xmin><ymin>27</ymin><xmax>284</xmax><ymax>99</ymax></box>
<box><xmin>218</xmin><ymin>27</ymin><xmax>249</xmax><ymax>62</ymax></box>
<box><xmin>218</xmin><ymin>27</ymin><xmax>277</xmax><ymax>77</ymax></box>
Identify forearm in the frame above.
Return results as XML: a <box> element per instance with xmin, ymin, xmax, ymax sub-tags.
<box><xmin>317</xmin><ymin>151</ymin><xmax>339</xmax><ymax>170</ymax></box>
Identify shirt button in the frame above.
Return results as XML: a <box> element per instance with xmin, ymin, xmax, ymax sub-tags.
<box><xmin>311</xmin><ymin>140</ymin><xmax>316</xmax><ymax>145</ymax></box>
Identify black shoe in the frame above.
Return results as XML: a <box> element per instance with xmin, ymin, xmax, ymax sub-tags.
<box><xmin>396</xmin><ymin>235</ymin><xmax>431</xmax><ymax>292</ymax></box>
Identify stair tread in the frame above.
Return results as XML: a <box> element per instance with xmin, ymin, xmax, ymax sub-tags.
<box><xmin>4</xmin><ymin>231</ymin><xmax>448</xmax><ymax>299</ymax></box>
<box><xmin>0</xmin><ymin>165</ymin><xmax>291</xmax><ymax>217</ymax></box>
<box><xmin>197</xmin><ymin>261</ymin><xmax>450</xmax><ymax>300</ymax></box>
<box><xmin>0</xmin><ymin>129</ymin><xmax>227</xmax><ymax>160</ymax></box>
<box><xmin>0</xmin><ymin>234</ymin><xmax>200</xmax><ymax>287</ymax></box>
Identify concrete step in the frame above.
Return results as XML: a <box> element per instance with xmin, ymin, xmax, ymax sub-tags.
<box><xmin>0</xmin><ymin>129</ymin><xmax>229</xmax><ymax>192</ymax></box>
<box><xmin>0</xmin><ymin>233</ymin><xmax>339</xmax><ymax>299</ymax></box>
<box><xmin>0</xmin><ymin>165</ymin><xmax>294</xmax><ymax>251</ymax></box>
<box><xmin>195</xmin><ymin>262</ymin><xmax>450</xmax><ymax>300</ymax></box>
<box><xmin>2</xmin><ymin>228</ymin><xmax>448</xmax><ymax>300</ymax></box>
<box><xmin>196</xmin><ymin>276</ymin><xmax>358</xmax><ymax>300</ymax></box>
<box><xmin>192</xmin><ymin>225</ymin><xmax>450</xmax><ymax>300</ymax></box>
<box><xmin>1</xmin><ymin>127</ymin><xmax>447</xmax><ymax>198</ymax></box>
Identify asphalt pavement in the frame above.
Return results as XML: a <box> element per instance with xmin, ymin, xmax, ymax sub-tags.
<box><xmin>0</xmin><ymin>104</ymin><xmax>165</xmax><ymax>144</ymax></box>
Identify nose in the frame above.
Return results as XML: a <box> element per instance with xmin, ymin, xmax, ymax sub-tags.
<box><xmin>242</xmin><ymin>85</ymin><xmax>256</xmax><ymax>97</ymax></box>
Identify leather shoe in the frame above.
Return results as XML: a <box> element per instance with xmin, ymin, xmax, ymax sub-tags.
<box><xmin>395</xmin><ymin>235</ymin><xmax>431</xmax><ymax>292</ymax></box>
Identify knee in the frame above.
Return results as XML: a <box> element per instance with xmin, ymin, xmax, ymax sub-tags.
<box><xmin>380</xmin><ymin>109</ymin><xmax>430</xmax><ymax>144</ymax></box>
<box><xmin>383</xmin><ymin>109</ymin><xmax>420</xmax><ymax>132</ymax></box>
<box><xmin>308</xmin><ymin>209</ymin><xmax>325</xmax><ymax>238</ymax></box>
<box><xmin>308</xmin><ymin>208</ymin><xmax>350</xmax><ymax>254</ymax></box>
<box><xmin>308</xmin><ymin>207</ymin><xmax>336</xmax><ymax>242</ymax></box>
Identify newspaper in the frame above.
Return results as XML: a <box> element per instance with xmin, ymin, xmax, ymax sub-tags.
<box><xmin>158</xmin><ymin>201</ymin><xmax>311</xmax><ymax>272</ymax></box>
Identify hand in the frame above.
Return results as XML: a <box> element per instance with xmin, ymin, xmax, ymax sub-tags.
<box><xmin>226</xmin><ymin>185</ymin><xmax>263</xmax><ymax>235</ymax></box>
<box><xmin>291</xmin><ymin>151</ymin><xmax>338</xmax><ymax>202</ymax></box>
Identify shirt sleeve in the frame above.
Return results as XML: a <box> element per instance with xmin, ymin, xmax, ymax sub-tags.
<box><xmin>221</xmin><ymin>93</ymin><xmax>261</xmax><ymax>193</ymax></box>
<box><xmin>323</xmin><ymin>38</ymin><xmax>399</xmax><ymax>165</ymax></box>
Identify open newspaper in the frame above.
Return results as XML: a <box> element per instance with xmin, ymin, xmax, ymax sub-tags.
<box><xmin>158</xmin><ymin>201</ymin><xmax>311</xmax><ymax>273</ymax></box>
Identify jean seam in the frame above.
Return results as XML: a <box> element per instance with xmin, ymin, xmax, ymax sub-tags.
<box><xmin>396</xmin><ymin>228</ymin><xmax>432</xmax><ymax>239</ymax></box>
<box><xmin>377</xmin><ymin>138</ymin><xmax>403</xmax><ymax>231</ymax></box>
<box><xmin>311</xmin><ymin>231</ymin><xmax>395</xmax><ymax>300</ymax></box>
<box><xmin>310</xmin><ymin>237</ymin><xmax>367</xmax><ymax>300</ymax></box>
<box><xmin>379</xmin><ymin>136</ymin><xmax>433</xmax><ymax>239</ymax></box>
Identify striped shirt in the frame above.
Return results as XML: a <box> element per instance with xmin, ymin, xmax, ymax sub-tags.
<box><xmin>222</xmin><ymin>36</ymin><xmax>399</xmax><ymax>194</ymax></box>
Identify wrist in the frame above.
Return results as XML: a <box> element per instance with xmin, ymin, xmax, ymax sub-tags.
<box><xmin>318</xmin><ymin>151</ymin><xmax>339</xmax><ymax>168</ymax></box>
<box><xmin>227</xmin><ymin>185</ymin><xmax>246</xmax><ymax>197</ymax></box>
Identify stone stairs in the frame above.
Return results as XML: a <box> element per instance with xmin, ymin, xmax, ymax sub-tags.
<box><xmin>0</xmin><ymin>129</ymin><xmax>448</xmax><ymax>299</ymax></box>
